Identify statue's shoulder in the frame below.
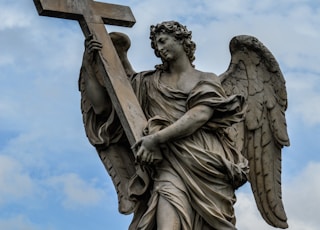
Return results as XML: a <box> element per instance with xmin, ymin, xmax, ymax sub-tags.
<box><xmin>132</xmin><ymin>69</ymin><xmax>158</xmax><ymax>79</ymax></box>
<box><xmin>198</xmin><ymin>71</ymin><xmax>220</xmax><ymax>84</ymax></box>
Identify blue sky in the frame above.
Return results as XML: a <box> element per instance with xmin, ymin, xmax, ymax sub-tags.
<box><xmin>0</xmin><ymin>0</ymin><xmax>319</xmax><ymax>229</ymax></box>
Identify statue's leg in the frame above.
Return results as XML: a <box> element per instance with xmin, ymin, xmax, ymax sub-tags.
<box><xmin>156</xmin><ymin>196</ymin><xmax>180</xmax><ymax>230</ymax></box>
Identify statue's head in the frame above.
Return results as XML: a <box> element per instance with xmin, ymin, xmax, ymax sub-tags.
<box><xmin>150</xmin><ymin>21</ymin><xmax>196</xmax><ymax>70</ymax></box>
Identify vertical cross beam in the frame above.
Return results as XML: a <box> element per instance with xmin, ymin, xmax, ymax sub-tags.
<box><xmin>33</xmin><ymin>0</ymin><xmax>147</xmax><ymax>147</ymax></box>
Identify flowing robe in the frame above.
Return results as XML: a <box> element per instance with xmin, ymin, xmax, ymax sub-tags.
<box><xmin>80</xmin><ymin>65</ymin><xmax>249</xmax><ymax>229</ymax></box>
<box><xmin>130</xmin><ymin>70</ymin><xmax>249</xmax><ymax>230</ymax></box>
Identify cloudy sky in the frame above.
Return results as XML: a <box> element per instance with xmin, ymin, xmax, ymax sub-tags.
<box><xmin>0</xmin><ymin>0</ymin><xmax>319</xmax><ymax>229</ymax></box>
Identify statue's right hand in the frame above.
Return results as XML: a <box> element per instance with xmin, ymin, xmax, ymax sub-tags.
<box><xmin>82</xmin><ymin>34</ymin><xmax>104</xmax><ymax>85</ymax></box>
<box><xmin>85</xmin><ymin>34</ymin><xmax>102</xmax><ymax>53</ymax></box>
<box><xmin>84</xmin><ymin>34</ymin><xmax>103</xmax><ymax>64</ymax></box>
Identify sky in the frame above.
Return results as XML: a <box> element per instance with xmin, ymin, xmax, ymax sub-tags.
<box><xmin>0</xmin><ymin>0</ymin><xmax>319</xmax><ymax>229</ymax></box>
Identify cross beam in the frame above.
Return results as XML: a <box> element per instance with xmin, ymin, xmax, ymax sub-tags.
<box><xmin>33</xmin><ymin>0</ymin><xmax>147</xmax><ymax>147</ymax></box>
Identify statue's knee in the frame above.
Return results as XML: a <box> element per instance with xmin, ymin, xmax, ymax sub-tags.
<box><xmin>157</xmin><ymin>197</ymin><xmax>180</xmax><ymax>230</ymax></box>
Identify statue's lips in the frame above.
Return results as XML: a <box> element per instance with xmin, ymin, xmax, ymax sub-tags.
<box><xmin>160</xmin><ymin>50</ymin><xmax>168</xmax><ymax>57</ymax></box>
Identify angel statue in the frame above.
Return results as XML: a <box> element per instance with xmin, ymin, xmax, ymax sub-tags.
<box><xmin>79</xmin><ymin>20</ymin><xmax>290</xmax><ymax>230</ymax></box>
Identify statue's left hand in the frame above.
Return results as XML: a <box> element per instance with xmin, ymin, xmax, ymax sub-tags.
<box><xmin>133</xmin><ymin>135</ymin><xmax>163</xmax><ymax>164</ymax></box>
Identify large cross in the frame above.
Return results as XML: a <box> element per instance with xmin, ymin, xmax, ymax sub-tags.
<box><xmin>33</xmin><ymin>0</ymin><xmax>147</xmax><ymax>147</ymax></box>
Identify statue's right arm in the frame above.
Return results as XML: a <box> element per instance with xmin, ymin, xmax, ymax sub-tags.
<box><xmin>81</xmin><ymin>32</ymin><xmax>135</xmax><ymax>115</ymax></box>
<box><xmin>84</xmin><ymin>70</ymin><xmax>109</xmax><ymax>115</ymax></box>
<box><xmin>81</xmin><ymin>36</ymin><xmax>110</xmax><ymax>115</ymax></box>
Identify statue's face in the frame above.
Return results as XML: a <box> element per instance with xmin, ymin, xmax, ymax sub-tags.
<box><xmin>155</xmin><ymin>32</ymin><xmax>184</xmax><ymax>62</ymax></box>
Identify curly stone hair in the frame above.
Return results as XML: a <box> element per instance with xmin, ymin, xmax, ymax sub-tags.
<box><xmin>150</xmin><ymin>21</ymin><xmax>196</xmax><ymax>70</ymax></box>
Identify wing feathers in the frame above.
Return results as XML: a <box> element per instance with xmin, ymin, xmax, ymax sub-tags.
<box><xmin>221</xmin><ymin>35</ymin><xmax>289</xmax><ymax>228</ymax></box>
<box><xmin>98</xmin><ymin>145</ymin><xmax>136</xmax><ymax>214</ymax></box>
<box><xmin>269</xmin><ymin>104</ymin><xmax>290</xmax><ymax>147</ymax></box>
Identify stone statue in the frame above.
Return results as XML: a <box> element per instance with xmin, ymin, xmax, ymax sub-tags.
<box><xmin>79</xmin><ymin>21</ymin><xmax>290</xmax><ymax>229</ymax></box>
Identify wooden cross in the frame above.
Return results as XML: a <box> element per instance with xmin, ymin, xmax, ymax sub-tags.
<box><xmin>33</xmin><ymin>0</ymin><xmax>147</xmax><ymax>147</ymax></box>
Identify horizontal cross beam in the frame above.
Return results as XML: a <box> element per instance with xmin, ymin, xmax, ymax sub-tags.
<box><xmin>33</xmin><ymin>0</ymin><xmax>147</xmax><ymax>147</ymax></box>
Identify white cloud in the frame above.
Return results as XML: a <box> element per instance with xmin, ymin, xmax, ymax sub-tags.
<box><xmin>286</xmin><ymin>72</ymin><xmax>320</xmax><ymax>126</ymax></box>
<box><xmin>0</xmin><ymin>56</ymin><xmax>14</xmax><ymax>65</ymax></box>
<box><xmin>0</xmin><ymin>2</ymin><xmax>32</xmax><ymax>31</ymax></box>
<box><xmin>235</xmin><ymin>190</ymin><xmax>274</xmax><ymax>230</ymax></box>
<box><xmin>0</xmin><ymin>155</ymin><xmax>35</xmax><ymax>205</ymax></box>
<box><xmin>0</xmin><ymin>215</ymin><xmax>44</xmax><ymax>230</ymax></box>
<box><xmin>284</xmin><ymin>162</ymin><xmax>320</xmax><ymax>229</ymax></box>
<box><xmin>46</xmin><ymin>173</ymin><xmax>107</xmax><ymax>209</ymax></box>
<box><xmin>235</xmin><ymin>162</ymin><xmax>320</xmax><ymax>230</ymax></box>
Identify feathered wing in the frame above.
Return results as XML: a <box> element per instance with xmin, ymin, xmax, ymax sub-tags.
<box><xmin>220</xmin><ymin>35</ymin><xmax>290</xmax><ymax>228</ymax></box>
<box><xmin>78</xmin><ymin>32</ymin><xmax>138</xmax><ymax>215</ymax></box>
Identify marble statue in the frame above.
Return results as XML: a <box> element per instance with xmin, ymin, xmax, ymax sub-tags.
<box><xmin>79</xmin><ymin>21</ymin><xmax>290</xmax><ymax>230</ymax></box>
